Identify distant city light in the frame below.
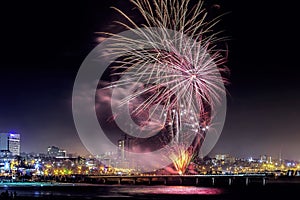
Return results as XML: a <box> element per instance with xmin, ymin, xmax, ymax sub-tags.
<box><xmin>35</xmin><ymin>163</ymin><xmax>40</xmax><ymax>169</ymax></box>
<box><xmin>248</xmin><ymin>157</ymin><xmax>254</xmax><ymax>162</ymax></box>
<box><xmin>4</xmin><ymin>162</ymin><xmax>9</xmax><ymax>171</ymax></box>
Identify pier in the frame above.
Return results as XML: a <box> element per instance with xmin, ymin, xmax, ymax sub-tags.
<box><xmin>82</xmin><ymin>174</ymin><xmax>268</xmax><ymax>186</ymax></box>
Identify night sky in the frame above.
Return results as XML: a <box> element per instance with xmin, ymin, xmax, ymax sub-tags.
<box><xmin>0</xmin><ymin>0</ymin><xmax>299</xmax><ymax>160</ymax></box>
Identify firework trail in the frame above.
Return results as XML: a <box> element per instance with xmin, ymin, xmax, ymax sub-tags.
<box><xmin>99</xmin><ymin>0</ymin><xmax>229</xmax><ymax>173</ymax></box>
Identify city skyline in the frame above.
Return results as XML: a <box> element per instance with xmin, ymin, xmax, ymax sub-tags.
<box><xmin>0</xmin><ymin>131</ymin><xmax>296</xmax><ymax>163</ymax></box>
<box><xmin>0</xmin><ymin>0</ymin><xmax>300</xmax><ymax>160</ymax></box>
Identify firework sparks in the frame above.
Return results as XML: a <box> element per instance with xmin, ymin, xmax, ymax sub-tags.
<box><xmin>98</xmin><ymin>0</ymin><xmax>229</xmax><ymax>172</ymax></box>
<box><xmin>168</xmin><ymin>144</ymin><xmax>194</xmax><ymax>175</ymax></box>
<box><xmin>104</xmin><ymin>0</ymin><xmax>228</xmax><ymax>118</ymax></box>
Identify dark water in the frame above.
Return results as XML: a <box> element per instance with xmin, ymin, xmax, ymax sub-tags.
<box><xmin>0</xmin><ymin>182</ymin><xmax>298</xmax><ymax>200</ymax></box>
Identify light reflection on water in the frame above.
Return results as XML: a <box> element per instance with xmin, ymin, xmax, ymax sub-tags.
<box><xmin>113</xmin><ymin>185</ymin><xmax>223</xmax><ymax>195</ymax></box>
<box><xmin>0</xmin><ymin>184</ymin><xmax>223</xmax><ymax>198</ymax></box>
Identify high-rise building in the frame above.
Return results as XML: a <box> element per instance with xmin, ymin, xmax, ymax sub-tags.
<box><xmin>260</xmin><ymin>155</ymin><xmax>267</xmax><ymax>163</ymax></box>
<box><xmin>116</xmin><ymin>135</ymin><xmax>135</xmax><ymax>169</ymax></box>
<box><xmin>117</xmin><ymin>139</ymin><xmax>125</xmax><ymax>161</ymax></box>
<box><xmin>117</xmin><ymin>134</ymin><xmax>134</xmax><ymax>161</ymax></box>
<box><xmin>0</xmin><ymin>132</ymin><xmax>21</xmax><ymax>156</ymax></box>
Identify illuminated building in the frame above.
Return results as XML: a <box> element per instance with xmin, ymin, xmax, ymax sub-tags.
<box><xmin>215</xmin><ymin>154</ymin><xmax>229</xmax><ymax>160</ymax></box>
<box><xmin>47</xmin><ymin>146</ymin><xmax>66</xmax><ymax>158</ymax></box>
<box><xmin>260</xmin><ymin>155</ymin><xmax>267</xmax><ymax>163</ymax></box>
<box><xmin>267</xmin><ymin>156</ymin><xmax>272</xmax><ymax>164</ymax></box>
<box><xmin>117</xmin><ymin>134</ymin><xmax>134</xmax><ymax>161</ymax></box>
<box><xmin>0</xmin><ymin>132</ymin><xmax>20</xmax><ymax>156</ymax></box>
<box><xmin>116</xmin><ymin>135</ymin><xmax>134</xmax><ymax>169</ymax></box>
<box><xmin>117</xmin><ymin>139</ymin><xmax>125</xmax><ymax>161</ymax></box>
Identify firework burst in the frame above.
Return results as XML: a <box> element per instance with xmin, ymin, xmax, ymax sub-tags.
<box><xmin>168</xmin><ymin>143</ymin><xmax>195</xmax><ymax>175</ymax></box>
<box><xmin>100</xmin><ymin>0</ymin><xmax>229</xmax><ymax>172</ymax></box>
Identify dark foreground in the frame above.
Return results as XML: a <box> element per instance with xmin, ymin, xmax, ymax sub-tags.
<box><xmin>0</xmin><ymin>180</ymin><xmax>299</xmax><ymax>200</ymax></box>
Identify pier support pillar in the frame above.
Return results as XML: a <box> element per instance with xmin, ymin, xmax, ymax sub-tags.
<box><xmin>228</xmin><ymin>178</ymin><xmax>232</xmax><ymax>186</ymax></box>
<box><xmin>148</xmin><ymin>178</ymin><xmax>152</xmax><ymax>185</ymax></box>
<box><xmin>179</xmin><ymin>177</ymin><xmax>183</xmax><ymax>185</ymax></box>
<box><xmin>263</xmin><ymin>178</ymin><xmax>266</xmax><ymax>186</ymax></box>
<box><xmin>164</xmin><ymin>177</ymin><xmax>167</xmax><ymax>185</ymax></box>
<box><xmin>212</xmin><ymin>177</ymin><xmax>215</xmax><ymax>186</ymax></box>
<box><xmin>245</xmin><ymin>177</ymin><xmax>249</xmax><ymax>186</ymax></box>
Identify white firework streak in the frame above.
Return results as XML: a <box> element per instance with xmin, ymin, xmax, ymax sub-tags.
<box><xmin>100</xmin><ymin>0</ymin><xmax>229</xmax><ymax>160</ymax></box>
